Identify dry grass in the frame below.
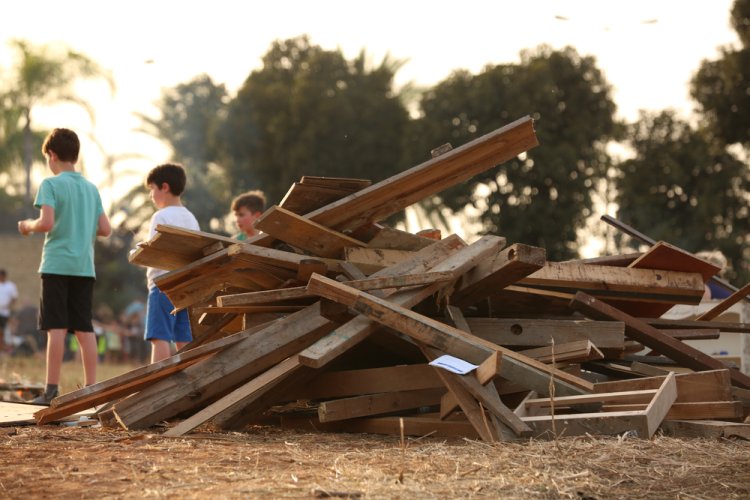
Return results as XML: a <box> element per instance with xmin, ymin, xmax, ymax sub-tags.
<box><xmin>1</xmin><ymin>357</ymin><xmax>749</xmax><ymax>498</ymax></box>
<box><xmin>0</xmin><ymin>354</ymin><xmax>144</xmax><ymax>395</ymax></box>
<box><xmin>0</xmin><ymin>424</ymin><xmax>749</xmax><ymax>498</ymax></box>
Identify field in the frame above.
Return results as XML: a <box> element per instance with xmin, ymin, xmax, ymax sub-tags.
<box><xmin>1</xmin><ymin>356</ymin><xmax>750</xmax><ymax>498</ymax></box>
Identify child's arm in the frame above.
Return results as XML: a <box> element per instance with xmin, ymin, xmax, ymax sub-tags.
<box><xmin>97</xmin><ymin>212</ymin><xmax>112</xmax><ymax>237</ymax></box>
<box><xmin>18</xmin><ymin>205</ymin><xmax>54</xmax><ymax>235</ymax></box>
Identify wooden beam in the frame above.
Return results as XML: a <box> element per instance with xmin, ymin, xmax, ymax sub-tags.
<box><xmin>306</xmin><ymin>274</ymin><xmax>593</xmax><ymax>395</ymax></box>
<box><xmin>217</xmin><ymin>271</ymin><xmax>456</xmax><ymax>307</ymax></box>
<box><xmin>318</xmin><ymin>388</ymin><xmax>445</xmax><ymax>423</ymax></box>
<box><xmin>452</xmin><ymin>243</ymin><xmax>546</xmax><ymax>307</ymax></box>
<box><xmin>163</xmin><ymin>356</ymin><xmax>304</xmax><ymax>437</ymax></box>
<box><xmin>696</xmin><ymin>281</ymin><xmax>750</xmax><ymax>321</ymax></box>
<box><xmin>298</xmin><ymin>235</ymin><xmax>504</xmax><ymax>368</ymax></box>
<box><xmin>246</xmin><ymin>116</ymin><xmax>538</xmax><ymax>246</ymax></box>
<box><xmin>570</xmin><ymin>291</ymin><xmax>750</xmax><ymax>389</ymax></box>
<box><xmin>254</xmin><ymin>205</ymin><xmax>368</xmax><ymax>259</ymax></box>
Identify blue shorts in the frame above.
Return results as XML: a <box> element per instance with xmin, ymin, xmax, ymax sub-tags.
<box><xmin>144</xmin><ymin>287</ymin><xmax>192</xmax><ymax>343</ymax></box>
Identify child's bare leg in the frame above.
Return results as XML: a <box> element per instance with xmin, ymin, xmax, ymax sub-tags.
<box><xmin>75</xmin><ymin>331</ymin><xmax>97</xmax><ymax>386</ymax></box>
<box><xmin>45</xmin><ymin>329</ymin><xmax>67</xmax><ymax>385</ymax></box>
<box><xmin>150</xmin><ymin>339</ymin><xmax>171</xmax><ymax>363</ymax></box>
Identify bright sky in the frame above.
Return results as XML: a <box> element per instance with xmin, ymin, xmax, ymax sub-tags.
<box><xmin>1</xmin><ymin>0</ymin><xmax>740</xmax><ymax>215</ymax></box>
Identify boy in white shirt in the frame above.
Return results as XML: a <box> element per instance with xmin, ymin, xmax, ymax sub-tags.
<box><xmin>141</xmin><ymin>163</ymin><xmax>200</xmax><ymax>363</ymax></box>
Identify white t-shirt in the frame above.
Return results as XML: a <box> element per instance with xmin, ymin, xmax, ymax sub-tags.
<box><xmin>146</xmin><ymin>206</ymin><xmax>200</xmax><ymax>289</ymax></box>
<box><xmin>0</xmin><ymin>280</ymin><xmax>19</xmax><ymax>317</ymax></box>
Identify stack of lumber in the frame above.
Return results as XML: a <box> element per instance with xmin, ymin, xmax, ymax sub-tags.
<box><xmin>34</xmin><ymin>116</ymin><xmax>750</xmax><ymax>441</ymax></box>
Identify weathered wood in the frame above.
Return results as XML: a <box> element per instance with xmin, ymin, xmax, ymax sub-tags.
<box><xmin>452</xmin><ymin>243</ymin><xmax>546</xmax><ymax>307</ymax></box>
<box><xmin>246</xmin><ymin>116</ymin><xmax>538</xmax><ymax>246</ymax></box>
<box><xmin>318</xmin><ymin>388</ymin><xmax>445</xmax><ymax>423</ymax></box>
<box><xmin>287</xmin><ymin>364</ymin><xmax>443</xmax><ymax>400</ymax></box>
<box><xmin>659</xmin><ymin>419</ymin><xmax>750</xmax><ymax>439</ymax></box>
<box><xmin>605</xmin><ymin>241</ymin><xmax>721</xmax><ymax>317</ymax></box>
<box><xmin>464</xmin><ymin>317</ymin><xmax>625</xmax><ymax>349</ymax></box>
<box><xmin>519</xmin><ymin>262</ymin><xmax>705</xmax><ymax>304</ymax></box>
<box><xmin>255</xmin><ymin>205</ymin><xmax>368</xmax><ymax>259</ymax></box>
<box><xmin>365</xmin><ymin>226</ymin><xmax>437</xmax><ymax>251</ymax></box>
<box><xmin>344</xmin><ymin>247</ymin><xmax>414</xmax><ymax>271</ymax></box>
<box><xmin>593</xmin><ymin>369</ymin><xmax>733</xmax><ymax>403</ymax></box>
<box><xmin>110</xmin><ymin>304</ymin><xmax>337</xmax><ymax>430</ymax></box>
<box><xmin>34</xmin><ymin>327</ymin><xmax>258</xmax><ymax>424</ymax></box>
<box><xmin>279</xmin><ymin>413</ymin><xmax>480</xmax><ymax>439</ymax></box>
<box><xmin>570</xmin><ymin>292</ymin><xmax>750</xmax><ymax>389</ymax></box>
<box><xmin>163</xmin><ymin>356</ymin><xmax>304</xmax><ymax>437</ymax></box>
<box><xmin>520</xmin><ymin>373</ymin><xmax>676</xmax><ymax>439</ymax></box>
<box><xmin>307</xmin><ymin>274</ymin><xmax>593</xmax><ymax>395</ymax></box>
<box><xmin>696</xmin><ymin>281</ymin><xmax>750</xmax><ymax>321</ymax></box>
<box><xmin>298</xmin><ymin>235</ymin><xmax>503</xmax><ymax>368</ymax></box>
<box><xmin>217</xmin><ymin>271</ymin><xmax>456</xmax><ymax>307</ymax></box>
<box><xmin>518</xmin><ymin>340</ymin><xmax>604</xmax><ymax>364</ymax></box>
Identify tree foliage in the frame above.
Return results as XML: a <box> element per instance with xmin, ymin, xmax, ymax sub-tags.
<box><xmin>614</xmin><ymin>110</ymin><xmax>750</xmax><ymax>282</ymax></box>
<box><xmin>219</xmin><ymin>36</ymin><xmax>410</xmax><ymax>205</ymax></box>
<box><xmin>2</xmin><ymin>39</ymin><xmax>113</xmax><ymax>212</ymax></box>
<box><xmin>691</xmin><ymin>0</ymin><xmax>750</xmax><ymax>148</ymax></box>
<box><xmin>129</xmin><ymin>74</ymin><xmax>231</xmax><ymax>233</ymax></box>
<box><xmin>405</xmin><ymin>46</ymin><xmax>618</xmax><ymax>259</ymax></box>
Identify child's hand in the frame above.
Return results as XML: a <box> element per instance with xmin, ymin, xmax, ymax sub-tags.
<box><xmin>18</xmin><ymin>219</ymin><xmax>32</xmax><ymax>236</ymax></box>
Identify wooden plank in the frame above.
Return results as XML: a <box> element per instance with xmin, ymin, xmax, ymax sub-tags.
<box><xmin>365</xmin><ymin>226</ymin><xmax>437</xmax><ymax>251</ymax></box>
<box><xmin>519</xmin><ymin>262</ymin><xmax>705</xmax><ymax>304</ymax></box>
<box><xmin>452</xmin><ymin>243</ymin><xmax>546</xmax><ymax>307</ymax></box>
<box><xmin>279</xmin><ymin>182</ymin><xmax>366</xmax><ymax>215</ymax></box>
<box><xmin>605</xmin><ymin>401</ymin><xmax>743</xmax><ymax>420</ymax></box>
<box><xmin>593</xmin><ymin>369</ymin><xmax>733</xmax><ymax>403</ymax></box>
<box><xmin>247</xmin><ymin>116</ymin><xmax>538</xmax><ymax>246</ymax></box>
<box><xmin>605</xmin><ymin>241</ymin><xmax>721</xmax><ymax>317</ymax></box>
<box><xmin>217</xmin><ymin>271</ymin><xmax>455</xmax><ymax>307</ymax></box>
<box><xmin>254</xmin><ymin>205</ymin><xmax>368</xmax><ymax>259</ymax></box>
<box><xmin>318</xmin><ymin>388</ymin><xmax>445</xmax><ymax>423</ymax></box>
<box><xmin>643</xmin><ymin>372</ymin><xmax>678</xmax><ymax>437</ymax></box>
<box><xmin>520</xmin><ymin>374</ymin><xmax>676</xmax><ymax>439</ymax></box>
<box><xmin>307</xmin><ymin>274</ymin><xmax>593</xmax><ymax>395</ymax></box>
<box><xmin>109</xmin><ymin>304</ymin><xmax>337</xmax><ymax>430</ymax></box>
<box><xmin>163</xmin><ymin>356</ymin><xmax>304</xmax><ymax>437</ymax></box>
<box><xmin>570</xmin><ymin>291</ymin><xmax>750</xmax><ymax>389</ymax></box>
<box><xmin>659</xmin><ymin>419</ymin><xmax>750</xmax><ymax>439</ymax></box>
<box><xmin>279</xmin><ymin>414</ymin><xmax>480</xmax><ymax>439</ymax></box>
<box><xmin>34</xmin><ymin>328</ymin><xmax>254</xmax><ymax>424</ymax></box>
<box><xmin>465</xmin><ymin>317</ymin><xmax>625</xmax><ymax>349</ymax></box>
<box><xmin>696</xmin><ymin>281</ymin><xmax>750</xmax><ymax>321</ymax></box>
<box><xmin>518</xmin><ymin>340</ymin><xmax>604</xmax><ymax>364</ymax></box>
<box><xmin>298</xmin><ymin>235</ymin><xmax>503</xmax><ymax>368</ymax></box>
<box><xmin>422</xmin><ymin>345</ymin><xmax>532</xmax><ymax>438</ymax></box>
<box><xmin>299</xmin><ymin>176</ymin><xmax>372</xmax><ymax>190</ymax></box>
<box><xmin>287</xmin><ymin>364</ymin><xmax>442</xmax><ymax>400</ymax></box>
<box><xmin>344</xmin><ymin>247</ymin><xmax>414</xmax><ymax>270</ymax></box>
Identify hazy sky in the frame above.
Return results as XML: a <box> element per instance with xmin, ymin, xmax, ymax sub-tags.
<box><xmin>1</xmin><ymin>0</ymin><xmax>740</xmax><ymax>211</ymax></box>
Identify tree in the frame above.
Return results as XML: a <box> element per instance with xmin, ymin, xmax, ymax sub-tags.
<box><xmin>614</xmin><ymin>110</ymin><xmax>750</xmax><ymax>283</ymax></box>
<box><xmin>219</xmin><ymin>36</ymin><xmax>410</xmax><ymax>205</ymax></box>
<box><xmin>405</xmin><ymin>46</ymin><xmax>618</xmax><ymax>259</ymax></box>
<box><xmin>133</xmin><ymin>74</ymin><xmax>231</xmax><ymax>233</ymax></box>
<box><xmin>4</xmin><ymin>39</ymin><xmax>113</xmax><ymax>214</ymax></box>
<box><xmin>690</xmin><ymin>0</ymin><xmax>750</xmax><ymax>148</ymax></box>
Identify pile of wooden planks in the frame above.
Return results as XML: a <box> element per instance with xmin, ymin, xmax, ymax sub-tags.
<box><xmin>34</xmin><ymin>116</ymin><xmax>750</xmax><ymax>441</ymax></box>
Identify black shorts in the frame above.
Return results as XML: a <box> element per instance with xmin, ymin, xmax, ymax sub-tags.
<box><xmin>39</xmin><ymin>274</ymin><xmax>95</xmax><ymax>332</ymax></box>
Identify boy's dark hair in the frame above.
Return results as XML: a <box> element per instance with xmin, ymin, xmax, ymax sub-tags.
<box><xmin>41</xmin><ymin>128</ymin><xmax>80</xmax><ymax>163</ymax></box>
<box><xmin>231</xmin><ymin>190</ymin><xmax>266</xmax><ymax>213</ymax></box>
<box><xmin>146</xmin><ymin>163</ymin><xmax>187</xmax><ymax>196</ymax></box>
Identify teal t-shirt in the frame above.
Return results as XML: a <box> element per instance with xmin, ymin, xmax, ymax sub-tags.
<box><xmin>34</xmin><ymin>171</ymin><xmax>104</xmax><ymax>277</ymax></box>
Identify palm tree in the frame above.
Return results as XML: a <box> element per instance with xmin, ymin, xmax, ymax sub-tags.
<box><xmin>6</xmin><ymin>39</ymin><xmax>114</xmax><ymax>213</ymax></box>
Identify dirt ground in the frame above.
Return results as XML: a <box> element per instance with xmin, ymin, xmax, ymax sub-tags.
<box><xmin>1</xmin><ymin>423</ymin><xmax>749</xmax><ymax>499</ymax></box>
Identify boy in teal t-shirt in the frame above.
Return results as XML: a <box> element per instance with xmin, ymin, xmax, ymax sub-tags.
<box><xmin>18</xmin><ymin>128</ymin><xmax>112</xmax><ymax>405</ymax></box>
